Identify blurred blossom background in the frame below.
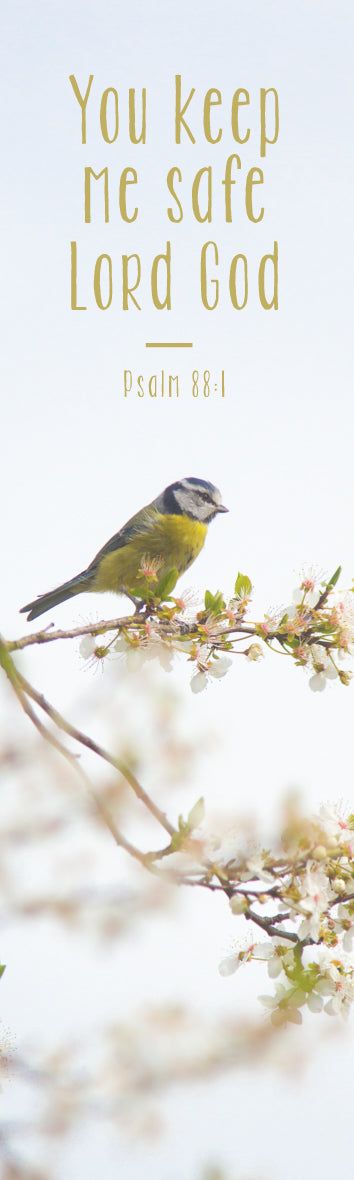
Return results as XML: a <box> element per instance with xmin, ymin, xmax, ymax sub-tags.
<box><xmin>1</xmin><ymin>0</ymin><xmax>354</xmax><ymax>1176</ymax></box>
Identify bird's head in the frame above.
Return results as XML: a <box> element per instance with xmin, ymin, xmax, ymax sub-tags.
<box><xmin>159</xmin><ymin>477</ymin><xmax>228</xmax><ymax>523</ymax></box>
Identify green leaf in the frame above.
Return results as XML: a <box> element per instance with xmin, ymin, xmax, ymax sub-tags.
<box><xmin>155</xmin><ymin>568</ymin><xmax>179</xmax><ymax>599</ymax></box>
<box><xmin>187</xmin><ymin>797</ymin><xmax>205</xmax><ymax>830</ymax></box>
<box><xmin>234</xmin><ymin>572</ymin><xmax>252</xmax><ymax>599</ymax></box>
<box><xmin>170</xmin><ymin>831</ymin><xmax>184</xmax><ymax>852</ymax></box>
<box><xmin>327</xmin><ymin>565</ymin><xmax>341</xmax><ymax>589</ymax></box>
<box><xmin>0</xmin><ymin>964</ymin><xmax>6</xmax><ymax>979</ymax></box>
<box><xmin>204</xmin><ymin>589</ymin><xmax>226</xmax><ymax>615</ymax></box>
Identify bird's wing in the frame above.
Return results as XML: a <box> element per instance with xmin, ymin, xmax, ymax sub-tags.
<box><xmin>87</xmin><ymin>506</ymin><xmax>159</xmax><ymax>571</ymax></box>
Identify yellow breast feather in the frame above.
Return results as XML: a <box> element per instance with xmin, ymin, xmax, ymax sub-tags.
<box><xmin>92</xmin><ymin>513</ymin><xmax>208</xmax><ymax>596</ymax></box>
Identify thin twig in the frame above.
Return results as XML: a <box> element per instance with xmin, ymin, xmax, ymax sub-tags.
<box><xmin>7</xmin><ymin>614</ymin><xmax>145</xmax><ymax>652</ymax></box>
<box><xmin>20</xmin><ymin>670</ymin><xmax>176</xmax><ymax>838</ymax></box>
<box><xmin>0</xmin><ymin>638</ymin><xmax>176</xmax><ymax>839</ymax></box>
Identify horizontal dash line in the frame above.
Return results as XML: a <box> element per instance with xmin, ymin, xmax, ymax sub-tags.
<box><xmin>145</xmin><ymin>342</ymin><xmax>193</xmax><ymax>349</ymax></box>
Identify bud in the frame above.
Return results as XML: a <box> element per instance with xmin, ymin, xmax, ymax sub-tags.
<box><xmin>339</xmin><ymin>670</ymin><xmax>353</xmax><ymax>687</ymax></box>
<box><xmin>230</xmin><ymin>895</ymin><xmax>248</xmax><ymax>915</ymax></box>
<box><xmin>312</xmin><ymin>845</ymin><xmax>327</xmax><ymax>861</ymax></box>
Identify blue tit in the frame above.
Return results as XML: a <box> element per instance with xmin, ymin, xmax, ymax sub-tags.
<box><xmin>20</xmin><ymin>477</ymin><xmax>228</xmax><ymax>622</ymax></box>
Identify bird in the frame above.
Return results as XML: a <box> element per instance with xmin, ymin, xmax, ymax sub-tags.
<box><xmin>20</xmin><ymin>477</ymin><xmax>228</xmax><ymax>622</ymax></box>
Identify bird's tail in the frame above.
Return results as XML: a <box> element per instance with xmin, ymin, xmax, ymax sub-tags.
<box><xmin>20</xmin><ymin>570</ymin><xmax>92</xmax><ymax>622</ymax></box>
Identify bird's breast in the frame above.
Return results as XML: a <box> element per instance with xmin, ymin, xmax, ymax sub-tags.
<box><xmin>92</xmin><ymin>513</ymin><xmax>208</xmax><ymax>595</ymax></box>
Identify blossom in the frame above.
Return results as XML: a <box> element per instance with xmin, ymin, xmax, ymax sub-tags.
<box><xmin>251</xmin><ymin>942</ymin><xmax>283</xmax><ymax>978</ymax></box>
<box><xmin>79</xmin><ymin>634</ymin><xmax>109</xmax><ymax>668</ymax></box>
<box><xmin>79</xmin><ymin>635</ymin><xmax>98</xmax><ymax>660</ymax></box>
<box><xmin>322</xmin><ymin>963</ymin><xmax>354</xmax><ymax>1018</ymax></box>
<box><xmin>238</xmin><ymin>851</ymin><xmax>274</xmax><ymax>884</ymax></box>
<box><xmin>229</xmin><ymin>895</ymin><xmax>248</xmax><ymax>915</ymax></box>
<box><xmin>296</xmin><ymin>644</ymin><xmax>311</xmax><ymax>664</ymax></box>
<box><xmin>290</xmin><ymin>582</ymin><xmax>320</xmax><ymax>613</ymax></box>
<box><xmin>319</xmin><ymin>804</ymin><xmax>354</xmax><ymax>855</ymax></box>
<box><xmin>287</xmin><ymin>613</ymin><xmax>308</xmax><ymax>635</ymax></box>
<box><xmin>246</xmin><ymin>644</ymin><xmax>264</xmax><ymax>662</ymax></box>
<box><xmin>218</xmin><ymin>952</ymin><xmax>240</xmax><ymax>977</ymax></box>
<box><xmin>190</xmin><ymin>671</ymin><xmax>208</xmax><ymax>694</ymax></box>
<box><xmin>297</xmin><ymin>865</ymin><xmax>331</xmax><ymax>941</ymax></box>
<box><xmin>330</xmin><ymin>594</ymin><xmax>354</xmax><ymax>650</ymax></box>
<box><xmin>258</xmin><ymin>981</ymin><xmax>304</xmax><ymax>1024</ymax></box>
<box><xmin>305</xmin><ymin>589</ymin><xmax>321</xmax><ymax>608</ymax></box>
<box><xmin>307</xmin><ymin>992</ymin><xmax>324</xmax><ymax>1012</ymax></box>
<box><xmin>137</xmin><ymin>555</ymin><xmax>163</xmax><ymax>581</ymax></box>
<box><xmin>343</xmin><ymin>928</ymin><xmax>354</xmax><ymax>953</ymax></box>
<box><xmin>114</xmin><ymin>634</ymin><xmax>129</xmax><ymax>653</ymax></box>
<box><xmin>311</xmin><ymin>645</ymin><xmax>338</xmax><ymax>676</ymax></box>
<box><xmin>142</xmin><ymin>628</ymin><xmax>175</xmax><ymax>671</ymax></box>
<box><xmin>309</xmin><ymin>672</ymin><xmax>326</xmax><ymax>693</ymax></box>
<box><xmin>309</xmin><ymin>648</ymin><xmax>338</xmax><ymax>692</ymax></box>
<box><xmin>208</xmin><ymin>656</ymin><xmax>233</xmax><ymax>679</ymax></box>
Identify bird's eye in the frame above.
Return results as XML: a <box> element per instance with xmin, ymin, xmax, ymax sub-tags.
<box><xmin>200</xmin><ymin>492</ymin><xmax>211</xmax><ymax>503</ymax></box>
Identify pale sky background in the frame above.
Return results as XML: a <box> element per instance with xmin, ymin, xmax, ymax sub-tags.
<box><xmin>1</xmin><ymin>1</ymin><xmax>354</xmax><ymax>1176</ymax></box>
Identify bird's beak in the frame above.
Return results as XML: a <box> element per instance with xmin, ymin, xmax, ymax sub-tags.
<box><xmin>216</xmin><ymin>504</ymin><xmax>228</xmax><ymax>513</ymax></box>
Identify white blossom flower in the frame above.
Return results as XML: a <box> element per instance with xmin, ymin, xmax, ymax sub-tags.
<box><xmin>309</xmin><ymin>672</ymin><xmax>326</xmax><ymax>693</ymax></box>
<box><xmin>307</xmin><ymin>992</ymin><xmax>323</xmax><ymax>1013</ymax></box>
<box><xmin>286</xmin><ymin>603</ymin><xmax>298</xmax><ymax>621</ymax></box>
<box><xmin>330</xmin><ymin>594</ymin><xmax>354</xmax><ymax>650</ymax></box>
<box><xmin>313</xmin><ymin>977</ymin><xmax>336</xmax><ymax>997</ymax></box>
<box><xmin>319</xmin><ymin>804</ymin><xmax>354</xmax><ymax>855</ymax></box>
<box><xmin>343</xmin><ymin>929</ymin><xmax>354</xmax><ymax>953</ymax></box>
<box><xmin>208</xmin><ymin>656</ymin><xmax>233</xmax><ymax>679</ymax></box>
<box><xmin>302</xmin><ymin>948</ymin><xmax>354</xmax><ymax>1017</ymax></box>
<box><xmin>79</xmin><ymin>635</ymin><xmax>98</xmax><ymax>660</ymax></box>
<box><xmin>144</xmin><ymin>640</ymin><xmax>175</xmax><ymax>671</ymax></box>
<box><xmin>246</xmin><ymin>644</ymin><xmax>264</xmax><ymax>662</ymax></box>
<box><xmin>238</xmin><ymin>853</ymin><xmax>274</xmax><ymax>883</ymax></box>
<box><xmin>297</xmin><ymin>865</ymin><xmax>331</xmax><ymax>940</ymax></box>
<box><xmin>311</xmin><ymin>646</ymin><xmax>338</xmax><ymax>676</ymax></box>
<box><xmin>323</xmin><ymin>969</ymin><xmax>354</xmax><ymax>1018</ymax></box>
<box><xmin>267</xmin><ymin>956</ymin><xmax>283</xmax><ymax>979</ymax></box>
<box><xmin>258</xmin><ymin>982</ymin><xmax>294</xmax><ymax>1010</ymax></box>
<box><xmin>306</xmin><ymin>589</ymin><xmax>321</xmax><ymax>608</ymax></box>
<box><xmin>229</xmin><ymin>895</ymin><xmax>248</xmax><ymax>915</ymax></box>
<box><xmin>79</xmin><ymin>633</ymin><xmax>110</xmax><ymax>669</ymax></box>
<box><xmin>291</xmin><ymin>585</ymin><xmax>320</xmax><ymax>611</ymax></box>
<box><xmin>125</xmin><ymin>646</ymin><xmax>146</xmax><ymax>671</ymax></box>
<box><xmin>114</xmin><ymin>634</ymin><xmax>129</xmax><ymax>653</ymax></box>
<box><xmin>322</xmin><ymin>664</ymin><xmax>338</xmax><ymax>680</ymax></box>
<box><xmin>252</xmin><ymin>942</ymin><xmax>274</xmax><ymax>960</ymax></box>
<box><xmin>190</xmin><ymin>671</ymin><xmax>208</xmax><ymax>694</ymax></box>
<box><xmin>251</xmin><ymin>943</ymin><xmax>284</xmax><ymax>978</ymax></box>
<box><xmin>218</xmin><ymin>952</ymin><xmax>240</xmax><ymax>977</ymax></box>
